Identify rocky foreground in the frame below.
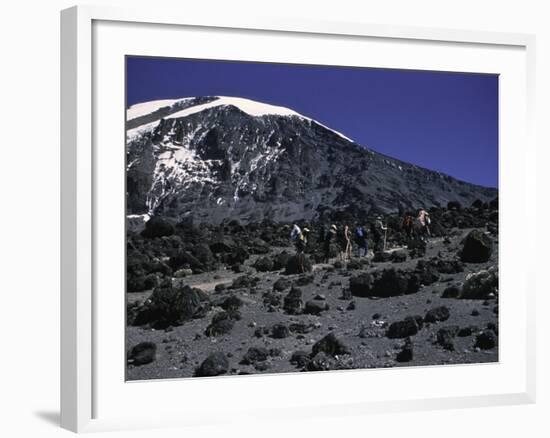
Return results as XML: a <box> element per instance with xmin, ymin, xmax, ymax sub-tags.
<box><xmin>126</xmin><ymin>200</ymin><xmax>498</xmax><ymax>380</ymax></box>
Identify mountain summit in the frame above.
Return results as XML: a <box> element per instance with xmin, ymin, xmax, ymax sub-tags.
<box><xmin>126</xmin><ymin>96</ymin><xmax>496</xmax><ymax>224</ymax></box>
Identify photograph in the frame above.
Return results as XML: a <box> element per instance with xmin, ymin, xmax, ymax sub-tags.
<box><xmin>125</xmin><ymin>56</ymin><xmax>499</xmax><ymax>380</ymax></box>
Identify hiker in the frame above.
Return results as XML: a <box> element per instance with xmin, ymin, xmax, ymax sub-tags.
<box><xmin>371</xmin><ymin>216</ymin><xmax>387</xmax><ymax>252</ymax></box>
<box><xmin>402</xmin><ymin>214</ymin><xmax>414</xmax><ymax>239</ymax></box>
<box><xmin>339</xmin><ymin>224</ymin><xmax>352</xmax><ymax>261</ymax></box>
<box><xmin>355</xmin><ymin>224</ymin><xmax>368</xmax><ymax>257</ymax></box>
<box><xmin>295</xmin><ymin>227</ymin><xmax>310</xmax><ymax>254</ymax></box>
<box><xmin>290</xmin><ymin>223</ymin><xmax>301</xmax><ymax>242</ymax></box>
<box><xmin>320</xmin><ymin>223</ymin><xmax>328</xmax><ymax>244</ymax></box>
<box><xmin>416</xmin><ymin>209</ymin><xmax>431</xmax><ymax>238</ymax></box>
<box><xmin>323</xmin><ymin>224</ymin><xmax>337</xmax><ymax>263</ymax></box>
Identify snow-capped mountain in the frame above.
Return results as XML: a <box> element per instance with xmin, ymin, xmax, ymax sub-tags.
<box><xmin>126</xmin><ymin>96</ymin><xmax>497</xmax><ymax>224</ymax></box>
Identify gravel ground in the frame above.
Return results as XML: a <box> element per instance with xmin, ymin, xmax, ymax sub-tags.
<box><xmin>126</xmin><ymin>228</ymin><xmax>498</xmax><ymax>381</ymax></box>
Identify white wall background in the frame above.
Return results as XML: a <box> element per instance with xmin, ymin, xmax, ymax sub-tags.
<box><xmin>0</xmin><ymin>0</ymin><xmax>547</xmax><ymax>436</ymax></box>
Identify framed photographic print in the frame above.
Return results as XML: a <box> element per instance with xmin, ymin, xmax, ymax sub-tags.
<box><xmin>61</xmin><ymin>5</ymin><xmax>536</xmax><ymax>433</ymax></box>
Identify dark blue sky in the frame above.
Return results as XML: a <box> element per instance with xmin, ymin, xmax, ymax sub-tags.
<box><xmin>127</xmin><ymin>56</ymin><xmax>498</xmax><ymax>188</ymax></box>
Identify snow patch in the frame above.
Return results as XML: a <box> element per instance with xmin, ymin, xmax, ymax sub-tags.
<box><xmin>127</xmin><ymin>99</ymin><xmax>179</xmax><ymax>121</ymax></box>
<box><xmin>166</xmin><ymin>96</ymin><xmax>302</xmax><ymax>120</ymax></box>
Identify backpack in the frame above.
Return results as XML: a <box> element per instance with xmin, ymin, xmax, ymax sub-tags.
<box><xmin>355</xmin><ymin>227</ymin><xmax>364</xmax><ymax>238</ymax></box>
<box><xmin>290</xmin><ymin>225</ymin><xmax>301</xmax><ymax>241</ymax></box>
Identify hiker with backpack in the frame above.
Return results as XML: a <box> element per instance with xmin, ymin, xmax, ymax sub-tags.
<box><xmin>295</xmin><ymin>227</ymin><xmax>310</xmax><ymax>254</ymax></box>
<box><xmin>355</xmin><ymin>224</ymin><xmax>368</xmax><ymax>257</ymax></box>
<box><xmin>415</xmin><ymin>209</ymin><xmax>432</xmax><ymax>239</ymax></box>
<box><xmin>339</xmin><ymin>224</ymin><xmax>352</xmax><ymax>261</ymax></box>
<box><xmin>290</xmin><ymin>223</ymin><xmax>301</xmax><ymax>242</ymax></box>
<box><xmin>323</xmin><ymin>224</ymin><xmax>337</xmax><ymax>263</ymax></box>
<box><xmin>370</xmin><ymin>216</ymin><xmax>387</xmax><ymax>252</ymax></box>
<box><xmin>402</xmin><ymin>214</ymin><xmax>414</xmax><ymax>239</ymax></box>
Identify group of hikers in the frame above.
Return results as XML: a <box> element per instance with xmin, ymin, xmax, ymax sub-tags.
<box><xmin>290</xmin><ymin>209</ymin><xmax>432</xmax><ymax>263</ymax></box>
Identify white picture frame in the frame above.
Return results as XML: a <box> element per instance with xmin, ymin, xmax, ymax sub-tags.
<box><xmin>60</xmin><ymin>4</ymin><xmax>536</xmax><ymax>433</ymax></box>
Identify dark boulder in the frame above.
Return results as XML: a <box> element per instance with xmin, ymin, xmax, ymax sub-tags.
<box><xmin>386</xmin><ymin>317</ymin><xmax>420</xmax><ymax>339</ymax></box>
<box><xmin>303</xmin><ymin>300</ymin><xmax>329</xmax><ymax>315</ymax></box>
<box><xmin>127</xmin><ymin>273</ymin><xmax>158</xmax><ymax>292</ymax></box>
<box><xmin>225</xmin><ymin>246</ymin><xmax>250</xmax><ymax>265</ymax></box>
<box><xmin>209</xmin><ymin>237</ymin><xmax>236</xmax><ymax>254</ymax></box>
<box><xmin>273</xmin><ymin>277</ymin><xmax>291</xmax><ymax>292</ymax></box>
<box><xmin>396</xmin><ymin>337</ymin><xmax>413</xmax><ymax>362</ymax></box>
<box><xmin>415</xmin><ymin>260</ymin><xmax>440</xmax><ymax>285</ymax></box>
<box><xmin>460</xmin><ymin>230</ymin><xmax>493</xmax><ymax>263</ymax></box>
<box><xmin>168</xmin><ymin>250</ymin><xmax>204</xmax><ymax>272</ymax></box>
<box><xmin>128</xmin><ymin>342</ymin><xmax>157</xmax><ymax>366</ymax></box>
<box><xmin>435</xmin><ymin>259</ymin><xmax>464</xmax><ymax>274</ymax></box>
<box><xmin>391</xmin><ymin>251</ymin><xmax>407</xmax><ymax>263</ymax></box>
<box><xmin>458</xmin><ymin>326</ymin><xmax>478</xmax><ymax>337</ymax></box>
<box><xmin>289</xmin><ymin>322</ymin><xmax>315</xmax><ymax>334</ymax></box>
<box><xmin>349</xmin><ymin>273</ymin><xmax>373</xmax><ymax>297</ymax></box>
<box><xmin>271</xmin><ymin>323</ymin><xmax>290</xmax><ymax>339</ymax></box>
<box><xmin>442</xmin><ymin>285</ymin><xmax>461</xmax><ymax>299</ymax></box>
<box><xmin>295</xmin><ymin>274</ymin><xmax>314</xmax><ymax>286</ymax></box>
<box><xmin>205</xmin><ymin>311</ymin><xmax>235</xmax><ymax>336</ymax></box>
<box><xmin>192</xmin><ymin>243</ymin><xmax>215</xmax><ymax>270</ymax></box>
<box><xmin>346</xmin><ymin>259</ymin><xmax>363</xmax><ymax>270</ymax></box>
<box><xmin>460</xmin><ymin>268</ymin><xmax>498</xmax><ymax>299</ymax></box>
<box><xmin>262</xmin><ymin>290</ymin><xmax>282</xmax><ymax>307</ymax></box>
<box><xmin>447</xmin><ymin>201</ymin><xmax>462</xmax><ymax>210</ymax></box>
<box><xmin>311</xmin><ymin>333</ymin><xmax>351</xmax><ymax>357</ymax></box>
<box><xmin>373</xmin><ymin>251</ymin><xmax>392</xmax><ymax>262</ymax></box>
<box><xmin>254</xmin><ymin>256</ymin><xmax>275</xmax><ymax>272</ymax></box>
<box><xmin>195</xmin><ymin>352</ymin><xmax>229</xmax><ymax>377</ymax></box>
<box><xmin>283</xmin><ymin>287</ymin><xmax>304</xmax><ymax>315</ymax></box>
<box><xmin>229</xmin><ymin>275</ymin><xmax>259</xmax><ymax>290</ymax></box>
<box><xmin>132</xmin><ymin>284</ymin><xmax>210</xmax><ymax>328</ymax></box>
<box><xmin>141</xmin><ymin>216</ymin><xmax>174</xmax><ymax>238</ymax></box>
<box><xmin>306</xmin><ymin>352</ymin><xmax>336</xmax><ymax>371</ymax></box>
<box><xmin>371</xmin><ymin>269</ymin><xmax>419</xmax><ymax>297</ymax></box>
<box><xmin>219</xmin><ymin>295</ymin><xmax>243</xmax><ymax>312</ymax></box>
<box><xmin>424</xmin><ymin>306</ymin><xmax>450</xmax><ymax>323</ymax></box>
<box><xmin>240</xmin><ymin>347</ymin><xmax>269</xmax><ymax>365</ymax></box>
<box><xmin>351</xmin><ymin>269</ymin><xmax>419</xmax><ymax>298</ymax></box>
<box><xmin>436</xmin><ymin>326</ymin><xmax>459</xmax><ymax>350</ymax></box>
<box><xmin>471</xmin><ymin>199</ymin><xmax>484</xmax><ymax>209</ymax></box>
<box><xmin>475</xmin><ymin>329</ymin><xmax>497</xmax><ymax>350</ymax></box>
<box><xmin>306</xmin><ymin>352</ymin><xmax>352</xmax><ymax>371</ymax></box>
<box><xmin>290</xmin><ymin>350</ymin><xmax>310</xmax><ymax>368</ymax></box>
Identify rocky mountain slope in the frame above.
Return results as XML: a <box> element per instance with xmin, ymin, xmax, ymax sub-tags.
<box><xmin>126</xmin><ymin>96</ymin><xmax>497</xmax><ymax>224</ymax></box>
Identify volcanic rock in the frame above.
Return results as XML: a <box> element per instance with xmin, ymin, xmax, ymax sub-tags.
<box><xmin>396</xmin><ymin>337</ymin><xmax>413</xmax><ymax>362</ymax></box>
<box><xmin>205</xmin><ymin>311</ymin><xmax>235</xmax><ymax>336</ymax></box>
<box><xmin>290</xmin><ymin>350</ymin><xmax>311</xmax><ymax>368</ymax></box>
<box><xmin>311</xmin><ymin>333</ymin><xmax>351</xmax><ymax>357</ymax></box>
<box><xmin>195</xmin><ymin>352</ymin><xmax>229</xmax><ymax>377</ymax></box>
<box><xmin>460</xmin><ymin>268</ymin><xmax>498</xmax><ymax>299</ymax></box>
<box><xmin>128</xmin><ymin>342</ymin><xmax>157</xmax><ymax>365</ymax></box>
<box><xmin>240</xmin><ymin>347</ymin><xmax>269</xmax><ymax>365</ymax></box>
<box><xmin>271</xmin><ymin>323</ymin><xmax>291</xmax><ymax>339</ymax></box>
<box><xmin>132</xmin><ymin>284</ymin><xmax>210</xmax><ymax>328</ymax></box>
<box><xmin>460</xmin><ymin>230</ymin><xmax>493</xmax><ymax>263</ymax></box>
<box><xmin>283</xmin><ymin>287</ymin><xmax>304</xmax><ymax>315</ymax></box>
<box><xmin>436</xmin><ymin>326</ymin><xmax>459</xmax><ymax>350</ymax></box>
<box><xmin>386</xmin><ymin>317</ymin><xmax>420</xmax><ymax>339</ymax></box>
<box><xmin>254</xmin><ymin>256</ymin><xmax>275</xmax><ymax>272</ymax></box>
<box><xmin>424</xmin><ymin>306</ymin><xmax>450</xmax><ymax>323</ymax></box>
<box><xmin>141</xmin><ymin>216</ymin><xmax>174</xmax><ymax>238</ymax></box>
<box><xmin>475</xmin><ymin>329</ymin><xmax>497</xmax><ymax>350</ymax></box>
<box><xmin>303</xmin><ymin>300</ymin><xmax>329</xmax><ymax>315</ymax></box>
